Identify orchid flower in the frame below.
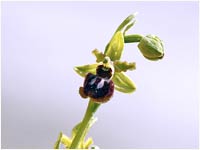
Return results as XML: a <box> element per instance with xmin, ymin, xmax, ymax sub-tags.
<box><xmin>54</xmin><ymin>13</ymin><xmax>164</xmax><ymax>149</ymax></box>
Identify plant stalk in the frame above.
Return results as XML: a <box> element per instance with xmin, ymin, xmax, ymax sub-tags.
<box><xmin>70</xmin><ymin>100</ymin><xmax>100</xmax><ymax>149</ymax></box>
<box><xmin>124</xmin><ymin>34</ymin><xmax>143</xmax><ymax>43</ymax></box>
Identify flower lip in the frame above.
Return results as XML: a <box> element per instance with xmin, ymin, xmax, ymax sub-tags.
<box><xmin>79</xmin><ymin>73</ymin><xmax>114</xmax><ymax>103</ymax></box>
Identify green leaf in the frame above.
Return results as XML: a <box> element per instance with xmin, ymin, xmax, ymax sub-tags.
<box><xmin>92</xmin><ymin>49</ymin><xmax>105</xmax><ymax>63</ymax></box>
<box><xmin>60</xmin><ymin>134</ymin><xmax>72</xmax><ymax>148</ymax></box>
<box><xmin>71</xmin><ymin>122</ymin><xmax>83</xmax><ymax>148</ymax></box>
<box><xmin>112</xmin><ymin>72</ymin><xmax>136</xmax><ymax>93</ymax></box>
<box><xmin>114</xmin><ymin>60</ymin><xmax>136</xmax><ymax>72</ymax></box>
<box><xmin>72</xmin><ymin>122</ymin><xmax>82</xmax><ymax>139</ymax></box>
<box><xmin>74</xmin><ymin>64</ymin><xmax>98</xmax><ymax>77</ymax></box>
<box><xmin>54</xmin><ymin>132</ymin><xmax>62</xmax><ymax>149</ymax></box>
<box><xmin>71</xmin><ymin>117</ymin><xmax>97</xmax><ymax>148</ymax></box>
<box><xmin>104</xmin><ymin>31</ymin><xmax>124</xmax><ymax>61</ymax></box>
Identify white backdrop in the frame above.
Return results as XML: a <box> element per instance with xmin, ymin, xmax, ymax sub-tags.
<box><xmin>1</xmin><ymin>1</ymin><xmax>199</xmax><ymax>148</ymax></box>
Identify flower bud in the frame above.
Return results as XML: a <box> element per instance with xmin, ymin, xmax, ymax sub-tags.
<box><xmin>138</xmin><ymin>35</ymin><xmax>164</xmax><ymax>60</ymax></box>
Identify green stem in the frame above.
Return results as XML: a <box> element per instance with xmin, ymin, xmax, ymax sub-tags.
<box><xmin>70</xmin><ymin>100</ymin><xmax>100</xmax><ymax>149</ymax></box>
<box><xmin>115</xmin><ymin>14</ymin><xmax>135</xmax><ymax>33</ymax></box>
<box><xmin>124</xmin><ymin>34</ymin><xmax>143</xmax><ymax>43</ymax></box>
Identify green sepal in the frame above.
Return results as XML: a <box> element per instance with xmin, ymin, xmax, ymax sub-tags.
<box><xmin>114</xmin><ymin>60</ymin><xmax>136</xmax><ymax>72</ymax></box>
<box><xmin>112</xmin><ymin>72</ymin><xmax>136</xmax><ymax>93</ymax></box>
<box><xmin>104</xmin><ymin>13</ymin><xmax>139</xmax><ymax>62</ymax></box>
<box><xmin>74</xmin><ymin>64</ymin><xmax>99</xmax><ymax>77</ymax></box>
<box><xmin>104</xmin><ymin>31</ymin><xmax>124</xmax><ymax>61</ymax></box>
<box><xmin>92</xmin><ymin>49</ymin><xmax>105</xmax><ymax>63</ymax></box>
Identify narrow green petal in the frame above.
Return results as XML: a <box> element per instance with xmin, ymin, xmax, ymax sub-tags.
<box><xmin>74</xmin><ymin>64</ymin><xmax>98</xmax><ymax>77</ymax></box>
<box><xmin>114</xmin><ymin>60</ymin><xmax>136</xmax><ymax>72</ymax></box>
<box><xmin>112</xmin><ymin>72</ymin><xmax>136</xmax><ymax>93</ymax></box>
<box><xmin>92</xmin><ymin>49</ymin><xmax>105</xmax><ymax>62</ymax></box>
<box><xmin>104</xmin><ymin>31</ymin><xmax>124</xmax><ymax>61</ymax></box>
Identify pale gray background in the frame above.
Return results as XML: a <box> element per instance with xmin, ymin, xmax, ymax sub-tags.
<box><xmin>1</xmin><ymin>1</ymin><xmax>199</xmax><ymax>149</ymax></box>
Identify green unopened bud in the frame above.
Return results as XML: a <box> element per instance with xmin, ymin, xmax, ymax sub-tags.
<box><xmin>138</xmin><ymin>35</ymin><xmax>164</xmax><ymax>61</ymax></box>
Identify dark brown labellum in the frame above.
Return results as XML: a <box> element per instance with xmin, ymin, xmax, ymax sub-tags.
<box><xmin>79</xmin><ymin>73</ymin><xmax>114</xmax><ymax>103</ymax></box>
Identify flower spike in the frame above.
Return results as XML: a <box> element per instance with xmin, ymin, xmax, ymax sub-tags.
<box><xmin>56</xmin><ymin>13</ymin><xmax>164</xmax><ymax>149</ymax></box>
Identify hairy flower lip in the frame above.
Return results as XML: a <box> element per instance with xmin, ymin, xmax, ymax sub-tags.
<box><xmin>79</xmin><ymin>73</ymin><xmax>114</xmax><ymax>104</ymax></box>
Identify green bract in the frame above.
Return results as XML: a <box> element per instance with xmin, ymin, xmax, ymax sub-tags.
<box><xmin>104</xmin><ymin>31</ymin><xmax>124</xmax><ymax>61</ymax></box>
<box><xmin>54</xmin><ymin>115</ymin><xmax>98</xmax><ymax>149</ymax></box>
<box><xmin>103</xmin><ymin>14</ymin><xmax>137</xmax><ymax>61</ymax></box>
<box><xmin>138</xmin><ymin>35</ymin><xmax>164</xmax><ymax>60</ymax></box>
